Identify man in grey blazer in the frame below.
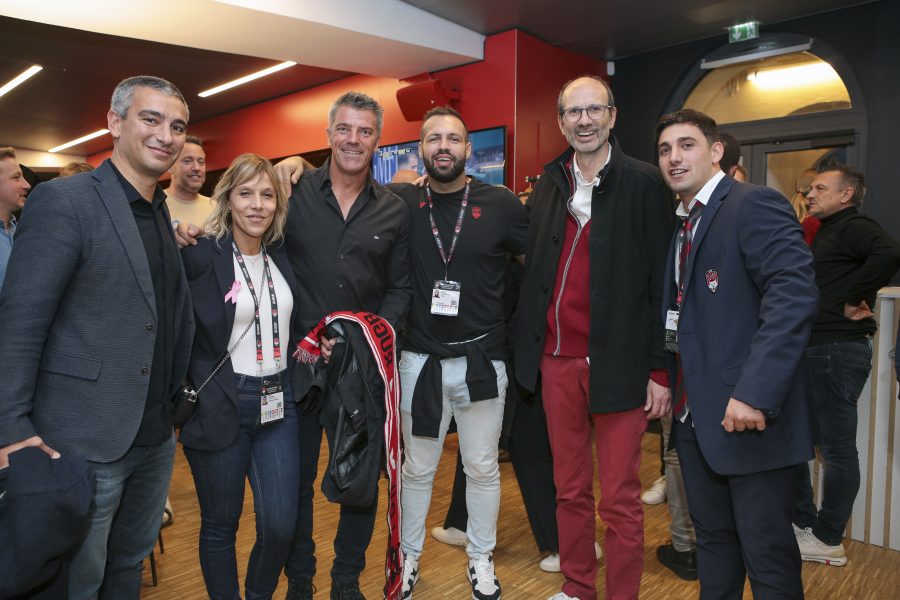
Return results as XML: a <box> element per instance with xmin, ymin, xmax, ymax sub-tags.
<box><xmin>0</xmin><ymin>76</ymin><xmax>194</xmax><ymax>599</ymax></box>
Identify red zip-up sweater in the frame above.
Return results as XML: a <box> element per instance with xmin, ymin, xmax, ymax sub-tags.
<box><xmin>543</xmin><ymin>210</ymin><xmax>591</xmax><ymax>357</ymax></box>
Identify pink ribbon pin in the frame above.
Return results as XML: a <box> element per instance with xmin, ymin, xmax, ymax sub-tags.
<box><xmin>225</xmin><ymin>280</ymin><xmax>241</xmax><ymax>304</ymax></box>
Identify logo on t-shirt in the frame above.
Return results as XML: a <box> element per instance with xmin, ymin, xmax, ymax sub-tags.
<box><xmin>471</xmin><ymin>206</ymin><xmax>482</xmax><ymax>219</ymax></box>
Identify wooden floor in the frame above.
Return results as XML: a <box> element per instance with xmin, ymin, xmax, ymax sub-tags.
<box><xmin>143</xmin><ymin>433</ymin><xmax>900</xmax><ymax>599</ymax></box>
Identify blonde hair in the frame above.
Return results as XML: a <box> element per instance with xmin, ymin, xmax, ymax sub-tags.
<box><xmin>204</xmin><ymin>154</ymin><xmax>289</xmax><ymax>246</ymax></box>
<box><xmin>59</xmin><ymin>162</ymin><xmax>94</xmax><ymax>178</ymax></box>
<box><xmin>789</xmin><ymin>168</ymin><xmax>816</xmax><ymax>222</ymax></box>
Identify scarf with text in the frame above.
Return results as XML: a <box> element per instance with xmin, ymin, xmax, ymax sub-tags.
<box><xmin>296</xmin><ymin>311</ymin><xmax>403</xmax><ymax>599</ymax></box>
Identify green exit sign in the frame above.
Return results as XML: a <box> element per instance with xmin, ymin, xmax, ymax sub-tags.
<box><xmin>729</xmin><ymin>21</ymin><xmax>760</xmax><ymax>43</ymax></box>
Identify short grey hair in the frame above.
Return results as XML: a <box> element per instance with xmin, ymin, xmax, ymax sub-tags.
<box><xmin>110</xmin><ymin>76</ymin><xmax>189</xmax><ymax>120</ymax></box>
<box><xmin>328</xmin><ymin>91</ymin><xmax>383</xmax><ymax>137</ymax></box>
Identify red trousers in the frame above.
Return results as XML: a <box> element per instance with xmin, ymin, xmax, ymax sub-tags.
<box><xmin>541</xmin><ymin>355</ymin><xmax>647</xmax><ymax>600</ymax></box>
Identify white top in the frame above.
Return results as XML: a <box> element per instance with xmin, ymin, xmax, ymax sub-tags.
<box><xmin>569</xmin><ymin>143</ymin><xmax>612</xmax><ymax>227</ymax></box>
<box><xmin>228</xmin><ymin>253</ymin><xmax>293</xmax><ymax>376</ymax></box>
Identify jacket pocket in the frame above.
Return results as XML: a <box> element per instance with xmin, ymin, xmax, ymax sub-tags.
<box><xmin>39</xmin><ymin>350</ymin><xmax>102</xmax><ymax>381</ymax></box>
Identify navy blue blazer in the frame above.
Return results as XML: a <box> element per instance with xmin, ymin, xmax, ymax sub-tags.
<box><xmin>663</xmin><ymin>177</ymin><xmax>818</xmax><ymax>476</ymax></box>
<box><xmin>179</xmin><ymin>234</ymin><xmax>310</xmax><ymax>451</ymax></box>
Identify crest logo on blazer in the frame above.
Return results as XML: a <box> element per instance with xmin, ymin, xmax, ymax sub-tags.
<box><xmin>471</xmin><ymin>206</ymin><xmax>482</xmax><ymax>219</ymax></box>
<box><xmin>705</xmin><ymin>269</ymin><xmax>719</xmax><ymax>293</ymax></box>
<box><xmin>419</xmin><ymin>201</ymin><xmax>426</xmax><ymax>209</ymax></box>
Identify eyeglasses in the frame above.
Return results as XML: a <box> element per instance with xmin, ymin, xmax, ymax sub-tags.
<box><xmin>559</xmin><ymin>104</ymin><xmax>614</xmax><ymax>122</ymax></box>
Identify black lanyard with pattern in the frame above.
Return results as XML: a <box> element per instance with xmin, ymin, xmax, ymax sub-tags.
<box><xmin>231</xmin><ymin>242</ymin><xmax>281</xmax><ymax>368</ymax></box>
<box><xmin>424</xmin><ymin>180</ymin><xmax>470</xmax><ymax>281</ymax></box>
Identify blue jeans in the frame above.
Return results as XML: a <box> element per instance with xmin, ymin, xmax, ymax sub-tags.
<box><xmin>398</xmin><ymin>351</ymin><xmax>507</xmax><ymax>559</ymax></box>
<box><xmin>185</xmin><ymin>373</ymin><xmax>300</xmax><ymax>600</ymax></box>
<box><xmin>68</xmin><ymin>433</ymin><xmax>176</xmax><ymax>600</ymax></box>
<box><xmin>794</xmin><ymin>339</ymin><xmax>872</xmax><ymax>546</ymax></box>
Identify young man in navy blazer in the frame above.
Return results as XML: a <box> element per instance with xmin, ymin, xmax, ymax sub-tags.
<box><xmin>656</xmin><ymin>109</ymin><xmax>818</xmax><ymax>599</ymax></box>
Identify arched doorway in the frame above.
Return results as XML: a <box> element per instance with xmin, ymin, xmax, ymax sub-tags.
<box><xmin>665</xmin><ymin>33</ymin><xmax>866</xmax><ymax>199</ymax></box>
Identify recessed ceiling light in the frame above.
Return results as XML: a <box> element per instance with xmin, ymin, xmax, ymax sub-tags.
<box><xmin>198</xmin><ymin>61</ymin><xmax>297</xmax><ymax>98</ymax></box>
<box><xmin>49</xmin><ymin>129</ymin><xmax>109</xmax><ymax>153</ymax></box>
<box><xmin>0</xmin><ymin>65</ymin><xmax>43</xmax><ymax>99</ymax></box>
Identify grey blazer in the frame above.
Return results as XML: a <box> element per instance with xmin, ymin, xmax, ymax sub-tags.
<box><xmin>0</xmin><ymin>160</ymin><xmax>194</xmax><ymax>463</ymax></box>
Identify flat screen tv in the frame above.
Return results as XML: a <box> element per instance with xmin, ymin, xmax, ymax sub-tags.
<box><xmin>371</xmin><ymin>126</ymin><xmax>506</xmax><ymax>186</ymax></box>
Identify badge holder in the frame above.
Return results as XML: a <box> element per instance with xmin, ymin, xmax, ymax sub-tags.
<box><xmin>260</xmin><ymin>372</ymin><xmax>285</xmax><ymax>425</ymax></box>
<box><xmin>431</xmin><ymin>279</ymin><xmax>462</xmax><ymax>316</ymax></box>
<box><xmin>664</xmin><ymin>309</ymin><xmax>680</xmax><ymax>353</ymax></box>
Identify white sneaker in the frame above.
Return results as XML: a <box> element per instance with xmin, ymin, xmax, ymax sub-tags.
<box><xmin>431</xmin><ymin>526</ymin><xmax>468</xmax><ymax>547</ymax></box>
<box><xmin>539</xmin><ymin>553</ymin><xmax>560</xmax><ymax>572</ymax></box>
<box><xmin>468</xmin><ymin>555</ymin><xmax>501</xmax><ymax>600</ymax></box>
<box><xmin>641</xmin><ymin>476</ymin><xmax>667</xmax><ymax>505</ymax></box>
<box><xmin>796</xmin><ymin>530</ymin><xmax>848</xmax><ymax>566</ymax></box>
<box><xmin>539</xmin><ymin>543</ymin><xmax>602</xmax><ymax>572</ymax></box>
<box><xmin>401</xmin><ymin>554</ymin><xmax>419</xmax><ymax>599</ymax></box>
<box><xmin>548</xmin><ymin>593</ymin><xmax>580</xmax><ymax>600</ymax></box>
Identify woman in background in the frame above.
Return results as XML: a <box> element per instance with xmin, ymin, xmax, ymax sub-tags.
<box><xmin>791</xmin><ymin>168</ymin><xmax>820</xmax><ymax>246</ymax></box>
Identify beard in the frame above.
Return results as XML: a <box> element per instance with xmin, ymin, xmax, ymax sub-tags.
<box><xmin>424</xmin><ymin>150</ymin><xmax>467</xmax><ymax>184</ymax></box>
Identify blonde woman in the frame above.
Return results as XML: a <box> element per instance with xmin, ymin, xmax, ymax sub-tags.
<box><xmin>179</xmin><ymin>154</ymin><xmax>302</xmax><ymax>600</ymax></box>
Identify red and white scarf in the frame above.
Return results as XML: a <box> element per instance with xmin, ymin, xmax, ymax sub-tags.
<box><xmin>296</xmin><ymin>311</ymin><xmax>403</xmax><ymax>599</ymax></box>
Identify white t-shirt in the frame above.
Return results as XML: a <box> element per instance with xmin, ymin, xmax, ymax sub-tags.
<box><xmin>228</xmin><ymin>253</ymin><xmax>293</xmax><ymax>376</ymax></box>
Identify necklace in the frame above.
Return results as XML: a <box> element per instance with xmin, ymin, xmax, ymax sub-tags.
<box><xmin>243</xmin><ymin>253</ymin><xmax>263</xmax><ymax>266</ymax></box>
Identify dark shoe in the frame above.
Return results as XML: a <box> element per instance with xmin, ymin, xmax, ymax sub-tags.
<box><xmin>656</xmin><ymin>541</ymin><xmax>698</xmax><ymax>581</ymax></box>
<box><xmin>330</xmin><ymin>581</ymin><xmax>366</xmax><ymax>600</ymax></box>
<box><xmin>287</xmin><ymin>576</ymin><xmax>315</xmax><ymax>600</ymax></box>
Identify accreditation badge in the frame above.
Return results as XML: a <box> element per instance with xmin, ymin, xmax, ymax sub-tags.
<box><xmin>260</xmin><ymin>373</ymin><xmax>285</xmax><ymax>424</ymax></box>
<box><xmin>430</xmin><ymin>280</ymin><xmax>462</xmax><ymax>316</ymax></box>
<box><xmin>664</xmin><ymin>309</ymin><xmax>680</xmax><ymax>353</ymax></box>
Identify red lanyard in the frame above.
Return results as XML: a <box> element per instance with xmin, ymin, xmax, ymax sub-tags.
<box><xmin>232</xmin><ymin>242</ymin><xmax>282</xmax><ymax>367</ymax></box>
<box><xmin>424</xmin><ymin>180</ymin><xmax>470</xmax><ymax>281</ymax></box>
<box><xmin>676</xmin><ymin>203</ymin><xmax>703</xmax><ymax>308</ymax></box>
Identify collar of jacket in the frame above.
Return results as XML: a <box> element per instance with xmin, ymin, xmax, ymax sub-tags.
<box><xmin>543</xmin><ymin>134</ymin><xmax>622</xmax><ymax>194</ymax></box>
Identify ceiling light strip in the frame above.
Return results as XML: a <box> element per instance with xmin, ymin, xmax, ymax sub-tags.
<box><xmin>0</xmin><ymin>65</ymin><xmax>43</xmax><ymax>99</ymax></box>
<box><xmin>49</xmin><ymin>129</ymin><xmax>109</xmax><ymax>153</ymax></box>
<box><xmin>198</xmin><ymin>61</ymin><xmax>297</xmax><ymax>98</ymax></box>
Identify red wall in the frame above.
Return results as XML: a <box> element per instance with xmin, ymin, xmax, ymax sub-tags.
<box><xmin>513</xmin><ymin>31</ymin><xmax>605</xmax><ymax>187</ymax></box>
<box><xmin>90</xmin><ymin>30</ymin><xmax>605</xmax><ymax>193</ymax></box>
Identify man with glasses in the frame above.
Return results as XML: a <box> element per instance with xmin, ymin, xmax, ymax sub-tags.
<box><xmin>513</xmin><ymin>76</ymin><xmax>674</xmax><ymax>600</ymax></box>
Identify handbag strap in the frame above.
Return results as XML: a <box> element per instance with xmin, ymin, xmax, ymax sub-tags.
<box><xmin>195</xmin><ymin>256</ymin><xmax>268</xmax><ymax>394</ymax></box>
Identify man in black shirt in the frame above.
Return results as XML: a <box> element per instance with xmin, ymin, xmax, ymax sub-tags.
<box><xmin>794</xmin><ymin>159</ymin><xmax>900</xmax><ymax>566</ymax></box>
<box><xmin>0</xmin><ymin>76</ymin><xmax>194</xmax><ymax>599</ymax></box>
<box><xmin>284</xmin><ymin>92</ymin><xmax>410</xmax><ymax>600</ymax></box>
<box><xmin>180</xmin><ymin>92</ymin><xmax>410</xmax><ymax>600</ymax></box>
<box><xmin>389</xmin><ymin>106</ymin><xmax>526</xmax><ymax>600</ymax></box>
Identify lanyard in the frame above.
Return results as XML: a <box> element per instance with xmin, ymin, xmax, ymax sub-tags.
<box><xmin>424</xmin><ymin>180</ymin><xmax>470</xmax><ymax>281</ymax></box>
<box><xmin>231</xmin><ymin>242</ymin><xmax>281</xmax><ymax>368</ymax></box>
<box><xmin>675</xmin><ymin>203</ymin><xmax>703</xmax><ymax>308</ymax></box>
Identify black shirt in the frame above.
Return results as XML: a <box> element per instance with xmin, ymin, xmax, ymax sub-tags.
<box><xmin>809</xmin><ymin>206</ymin><xmax>900</xmax><ymax>345</ymax></box>
<box><xmin>390</xmin><ymin>179</ymin><xmax>527</xmax><ymax>350</ymax></box>
<box><xmin>285</xmin><ymin>159</ymin><xmax>411</xmax><ymax>334</ymax></box>
<box><xmin>110</xmin><ymin>161</ymin><xmax>179</xmax><ymax>446</ymax></box>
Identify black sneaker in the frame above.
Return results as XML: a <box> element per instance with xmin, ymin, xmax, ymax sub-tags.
<box><xmin>467</xmin><ymin>555</ymin><xmax>501</xmax><ymax>600</ymax></box>
<box><xmin>330</xmin><ymin>580</ymin><xmax>366</xmax><ymax>600</ymax></box>
<box><xmin>286</xmin><ymin>576</ymin><xmax>315</xmax><ymax>600</ymax></box>
<box><xmin>656</xmin><ymin>541</ymin><xmax>698</xmax><ymax>581</ymax></box>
